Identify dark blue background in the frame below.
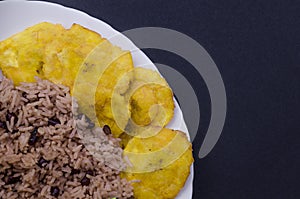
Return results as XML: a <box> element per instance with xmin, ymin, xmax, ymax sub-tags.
<box><xmin>43</xmin><ymin>0</ymin><xmax>300</xmax><ymax>198</ymax></box>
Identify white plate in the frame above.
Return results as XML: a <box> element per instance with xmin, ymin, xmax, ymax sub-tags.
<box><xmin>0</xmin><ymin>1</ymin><xmax>193</xmax><ymax>198</ymax></box>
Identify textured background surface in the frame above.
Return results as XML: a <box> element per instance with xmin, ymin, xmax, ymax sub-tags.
<box><xmin>41</xmin><ymin>0</ymin><xmax>300</xmax><ymax>198</ymax></box>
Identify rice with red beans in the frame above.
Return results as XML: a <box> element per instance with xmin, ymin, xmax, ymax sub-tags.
<box><xmin>0</xmin><ymin>77</ymin><xmax>133</xmax><ymax>199</ymax></box>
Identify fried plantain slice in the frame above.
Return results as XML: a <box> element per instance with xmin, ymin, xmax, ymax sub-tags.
<box><xmin>130</xmin><ymin>68</ymin><xmax>174</xmax><ymax>127</ymax></box>
<box><xmin>113</xmin><ymin>68</ymin><xmax>175</xmax><ymax>138</ymax></box>
<box><xmin>95</xmin><ymin>52</ymin><xmax>134</xmax><ymax>137</ymax></box>
<box><xmin>121</xmin><ymin>128</ymin><xmax>193</xmax><ymax>199</ymax></box>
<box><xmin>0</xmin><ymin>22</ymin><xmax>65</xmax><ymax>84</ymax></box>
<box><xmin>42</xmin><ymin>23</ymin><xmax>105</xmax><ymax>89</ymax></box>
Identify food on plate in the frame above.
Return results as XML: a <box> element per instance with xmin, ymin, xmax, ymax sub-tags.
<box><xmin>0</xmin><ymin>22</ymin><xmax>64</xmax><ymax>84</ymax></box>
<box><xmin>129</xmin><ymin>68</ymin><xmax>174</xmax><ymax>127</ymax></box>
<box><xmin>81</xmin><ymin>44</ymin><xmax>134</xmax><ymax>138</ymax></box>
<box><xmin>0</xmin><ymin>22</ymin><xmax>194</xmax><ymax>199</ymax></box>
<box><xmin>42</xmin><ymin>23</ymin><xmax>105</xmax><ymax>88</ymax></box>
<box><xmin>0</xmin><ymin>77</ymin><xmax>133</xmax><ymax>198</ymax></box>
<box><xmin>0</xmin><ymin>22</ymin><xmax>134</xmax><ymax>137</ymax></box>
<box><xmin>121</xmin><ymin>128</ymin><xmax>193</xmax><ymax>199</ymax></box>
<box><xmin>110</xmin><ymin>67</ymin><xmax>174</xmax><ymax>139</ymax></box>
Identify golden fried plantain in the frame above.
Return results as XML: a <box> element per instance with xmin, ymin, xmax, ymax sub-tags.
<box><xmin>129</xmin><ymin>68</ymin><xmax>174</xmax><ymax>127</ymax></box>
<box><xmin>110</xmin><ymin>67</ymin><xmax>175</xmax><ymax>138</ymax></box>
<box><xmin>114</xmin><ymin>68</ymin><xmax>175</xmax><ymax>138</ymax></box>
<box><xmin>42</xmin><ymin>24</ymin><xmax>105</xmax><ymax>88</ymax></box>
<box><xmin>0</xmin><ymin>22</ymin><xmax>65</xmax><ymax>84</ymax></box>
<box><xmin>121</xmin><ymin>128</ymin><xmax>194</xmax><ymax>199</ymax></box>
<box><xmin>95</xmin><ymin>52</ymin><xmax>134</xmax><ymax>137</ymax></box>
